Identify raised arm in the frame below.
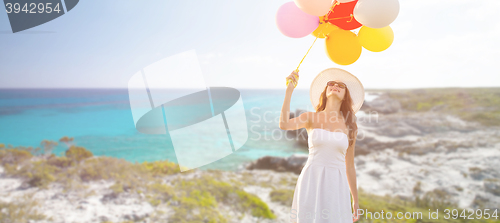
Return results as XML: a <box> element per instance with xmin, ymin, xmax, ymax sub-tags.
<box><xmin>279</xmin><ymin>71</ymin><xmax>311</xmax><ymax>130</ymax></box>
<box><xmin>279</xmin><ymin>110</ymin><xmax>311</xmax><ymax>130</ymax></box>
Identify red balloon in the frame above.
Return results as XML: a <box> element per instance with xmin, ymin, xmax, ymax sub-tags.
<box><xmin>326</xmin><ymin>0</ymin><xmax>362</xmax><ymax>30</ymax></box>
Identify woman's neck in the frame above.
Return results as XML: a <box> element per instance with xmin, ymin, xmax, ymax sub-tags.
<box><xmin>323</xmin><ymin>97</ymin><xmax>341</xmax><ymax>115</ymax></box>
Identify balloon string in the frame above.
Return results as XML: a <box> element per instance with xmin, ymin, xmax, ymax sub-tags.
<box><xmin>294</xmin><ymin>35</ymin><xmax>319</xmax><ymax>73</ymax></box>
<box><xmin>325</xmin><ymin>15</ymin><xmax>353</xmax><ymax>22</ymax></box>
<box><xmin>295</xmin><ymin>0</ymin><xmax>340</xmax><ymax>73</ymax></box>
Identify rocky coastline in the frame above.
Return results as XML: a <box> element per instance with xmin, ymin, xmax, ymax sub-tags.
<box><xmin>1</xmin><ymin>89</ymin><xmax>500</xmax><ymax>222</ymax></box>
<box><xmin>246</xmin><ymin>90</ymin><xmax>500</xmax><ymax>211</ymax></box>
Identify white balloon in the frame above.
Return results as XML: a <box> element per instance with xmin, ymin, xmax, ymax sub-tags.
<box><xmin>353</xmin><ymin>0</ymin><xmax>399</xmax><ymax>28</ymax></box>
<box><xmin>294</xmin><ymin>0</ymin><xmax>335</xmax><ymax>17</ymax></box>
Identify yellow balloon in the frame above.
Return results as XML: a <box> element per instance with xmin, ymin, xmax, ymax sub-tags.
<box><xmin>325</xmin><ymin>29</ymin><xmax>362</xmax><ymax>65</ymax></box>
<box><xmin>358</xmin><ymin>26</ymin><xmax>394</xmax><ymax>52</ymax></box>
<box><xmin>311</xmin><ymin>16</ymin><xmax>338</xmax><ymax>38</ymax></box>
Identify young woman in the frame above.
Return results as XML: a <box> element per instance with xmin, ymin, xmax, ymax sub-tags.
<box><xmin>280</xmin><ymin>68</ymin><xmax>364</xmax><ymax>222</ymax></box>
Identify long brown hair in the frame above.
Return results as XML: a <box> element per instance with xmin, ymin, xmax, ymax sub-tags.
<box><xmin>314</xmin><ymin>84</ymin><xmax>358</xmax><ymax>147</ymax></box>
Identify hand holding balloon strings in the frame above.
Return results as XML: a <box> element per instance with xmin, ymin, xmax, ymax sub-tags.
<box><xmin>286</xmin><ymin>70</ymin><xmax>299</xmax><ymax>89</ymax></box>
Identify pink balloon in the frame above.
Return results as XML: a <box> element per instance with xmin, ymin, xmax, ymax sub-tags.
<box><xmin>276</xmin><ymin>1</ymin><xmax>320</xmax><ymax>38</ymax></box>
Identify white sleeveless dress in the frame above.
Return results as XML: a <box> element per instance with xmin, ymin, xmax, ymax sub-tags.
<box><xmin>290</xmin><ymin>128</ymin><xmax>352</xmax><ymax>223</ymax></box>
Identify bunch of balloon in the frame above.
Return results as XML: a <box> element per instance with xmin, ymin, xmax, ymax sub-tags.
<box><xmin>275</xmin><ymin>0</ymin><xmax>400</xmax><ymax>66</ymax></box>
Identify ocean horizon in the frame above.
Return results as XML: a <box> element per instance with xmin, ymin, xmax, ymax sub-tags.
<box><xmin>0</xmin><ymin>88</ymin><xmax>378</xmax><ymax>171</ymax></box>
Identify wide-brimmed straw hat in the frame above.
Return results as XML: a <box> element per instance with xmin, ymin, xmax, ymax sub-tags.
<box><xmin>310</xmin><ymin>68</ymin><xmax>365</xmax><ymax>114</ymax></box>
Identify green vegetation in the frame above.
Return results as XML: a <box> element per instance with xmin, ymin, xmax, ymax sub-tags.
<box><xmin>65</xmin><ymin>145</ymin><xmax>93</xmax><ymax>162</ymax></box>
<box><xmin>0</xmin><ymin>148</ymin><xmax>33</xmax><ymax>165</ymax></box>
<box><xmin>169</xmin><ymin>174</ymin><xmax>276</xmax><ymax>222</ymax></box>
<box><xmin>379</xmin><ymin>87</ymin><xmax>500</xmax><ymax>126</ymax></box>
<box><xmin>353</xmin><ymin>186</ymin><xmax>499</xmax><ymax>223</ymax></box>
<box><xmin>1</xmin><ymin>137</ymin><xmax>498</xmax><ymax>222</ymax></box>
<box><xmin>0</xmin><ymin>193</ymin><xmax>49</xmax><ymax>222</ymax></box>
<box><xmin>141</xmin><ymin>159</ymin><xmax>179</xmax><ymax>176</ymax></box>
<box><xmin>0</xmin><ymin>137</ymin><xmax>276</xmax><ymax>222</ymax></box>
<box><xmin>270</xmin><ymin>188</ymin><xmax>294</xmax><ymax>206</ymax></box>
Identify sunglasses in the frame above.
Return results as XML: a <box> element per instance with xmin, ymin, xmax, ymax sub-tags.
<box><xmin>327</xmin><ymin>81</ymin><xmax>346</xmax><ymax>89</ymax></box>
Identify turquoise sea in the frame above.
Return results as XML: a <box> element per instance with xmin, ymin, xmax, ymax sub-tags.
<box><xmin>0</xmin><ymin>88</ymin><xmax>323</xmax><ymax>171</ymax></box>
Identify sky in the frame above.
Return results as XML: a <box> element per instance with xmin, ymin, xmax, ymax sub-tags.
<box><xmin>0</xmin><ymin>0</ymin><xmax>499</xmax><ymax>89</ymax></box>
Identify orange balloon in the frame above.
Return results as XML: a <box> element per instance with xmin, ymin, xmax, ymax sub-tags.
<box><xmin>327</xmin><ymin>0</ymin><xmax>362</xmax><ymax>30</ymax></box>
<box><xmin>325</xmin><ymin>29</ymin><xmax>362</xmax><ymax>65</ymax></box>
